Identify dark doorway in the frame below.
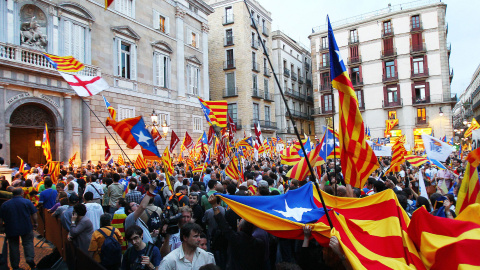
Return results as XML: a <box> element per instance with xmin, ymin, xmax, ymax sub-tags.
<box><xmin>9</xmin><ymin>103</ymin><xmax>56</xmax><ymax>167</ymax></box>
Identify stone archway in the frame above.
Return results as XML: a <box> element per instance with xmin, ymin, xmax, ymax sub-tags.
<box><xmin>9</xmin><ymin>103</ymin><xmax>57</xmax><ymax>166</ymax></box>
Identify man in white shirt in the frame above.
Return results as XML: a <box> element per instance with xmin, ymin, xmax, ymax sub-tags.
<box><xmin>83</xmin><ymin>192</ymin><xmax>104</xmax><ymax>231</ymax></box>
<box><xmin>84</xmin><ymin>175</ymin><xmax>104</xmax><ymax>204</ymax></box>
<box><xmin>66</xmin><ymin>175</ymin><xmax>79</xmax><ymax>194</ymax></box>
<box><xmin>160</xmin><ymin>223</ymin><xmax>215</xmax><ymax>270</ymax></box>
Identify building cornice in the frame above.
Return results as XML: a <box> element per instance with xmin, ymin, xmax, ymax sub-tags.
<box><xmin>272</xmin><ymin>31</ymin><xmax>310</xmax><ymax>55</ymax></box>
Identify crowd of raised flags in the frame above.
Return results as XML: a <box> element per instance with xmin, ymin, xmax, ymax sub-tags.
<box><xmin>6</xmin><ymin>16</ymin><xmax>479</xmax><ymax>269</ymax></box>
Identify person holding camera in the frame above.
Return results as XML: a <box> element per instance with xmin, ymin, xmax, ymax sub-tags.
<box><xmin>159</xmin><ymin>206</ymin><xmax>193</xmax><ymax>257</ymax></box>
<box><xmin>122</xmin><ymin>225</ymin><xmax>162</xmax><ymax>270</ymax></box>
<box><xmin>159</xmin><ymin>223</ymin><xmax>215</xmax><ymax>270</ymax></box>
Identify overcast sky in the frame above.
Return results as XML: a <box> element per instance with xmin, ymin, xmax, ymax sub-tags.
<box><xmin>257</xmin><ymin>0</ymin><xmax>480</xmax><ymax>95</ymax></box>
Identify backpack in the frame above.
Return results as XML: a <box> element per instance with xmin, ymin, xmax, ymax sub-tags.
<box><xmin>97</xmin><ymin>227</ymin><xmax>122</xmax><ymax>267</ymax></box>
<box><xmin>145</xmin><ymin>207</ymin><xmax>162</xmax><ymax>232</ymax></box>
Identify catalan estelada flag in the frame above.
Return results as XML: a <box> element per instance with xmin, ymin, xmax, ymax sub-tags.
<box><xmin>106</xmin><ymin>116</ymin><xmax>141</xmax><ymax>149</ymax></box>
<box><xmin>198</xmin><ymin>97</ymin><xmax>228</xmax><ymax>128</ymax></box>
<box><xmin>408</xmin><ymin>204</ymin><xmax>480</xmax><ymax>269</ymax></box>
<box><xmin>43</xmin><ymin>53</ymin><xmax>84</xmax><ymax>72</ymax></box>
<box><xmin>456</xmin><ymin>149</ymin><xmax>480</xmax><ymax>215</ymax></box>
<box><xmin>216</xmin><ymin>183</ymin><xmax>331</xmax><ymax>242</ymax></box>
<box><xmin>385</xmin><ymin>119</ymin><xmax>399</xmax><ymax>137</ymax></box>
<box><xmin>134</xmin><ymin>154</ymin><xmax>147</xmax><ymax>170</ymax></box>
<box><xmin>327</xmin><ymin>17</ymin><xmax>378</xmax><ymax>188</ymax></box>
<box><xmin>465</xmin><ymin>118</ymin><xmax>480</xmax><ymax>137</ymax></box>
<box><xmin>42</xmin><ymin>123</ymin><xmax>52</xmax><ymax>162</ymax></box>
<box><xmin>103</xmin><ymin>95</ymin><xmax>116</xmax><ymax>120</ymax></box>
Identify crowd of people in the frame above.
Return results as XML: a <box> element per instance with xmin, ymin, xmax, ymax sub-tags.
<box><xmin>0</xmin><ymin>149</ymin><xmax>465</xmax><ymax>270</ymax></box>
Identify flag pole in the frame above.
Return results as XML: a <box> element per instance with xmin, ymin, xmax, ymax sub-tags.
<box><xmin>243</xmin><ymin>0</ymin><xmax>333</xmax><ymax>229</ymax></box>
<box><xmin>79</xmin><ymin>97</ymin><xmax>136</xmax><ymax>170</ymax></box>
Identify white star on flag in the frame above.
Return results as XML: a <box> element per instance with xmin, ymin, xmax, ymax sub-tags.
<box><xmin>273</xmin><ymin>200</ymin><xmax>313</xmax><ymax>222</ymax></box>
<box><xmin>134</xmin><ymin>131</ymin><xmax>150</xmax><ymax>146</ymax></box>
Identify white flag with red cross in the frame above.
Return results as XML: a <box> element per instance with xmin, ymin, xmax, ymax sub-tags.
<box><xmin>59</xmin><ymin>72</ymin><xmax>109</xmax><ymax>97</ymax></box>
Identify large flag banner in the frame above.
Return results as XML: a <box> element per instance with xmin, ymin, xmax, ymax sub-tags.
<box><xmin>105</xmin><ymin>137</ymin><xmax>111</xmax><ymax>161</ymax></box>
<box><xmin>134</xmin><ymin>154</ymin><xmax>147</xmax><ymax>170</ymax></box>
<box><xmin>227</xmin><ymin>114</ymin><xmax>237</xmax><ymax>134</ymax></box>
<box><xmin>162</xmin><ymin>147</ymin><xmax>174</xmax><ymax>175</ymax></box>
<box><xmin>102</xmin><ymin>95</ymin><xmax>116</xmax><ymax>120</ymax></box>
<box><xmin>465</xmin><ymin>117</ymin><xmax>480</xmax><ymax>137</ymax></box>
<box><xmin>422</xmin><ymin>135</ymin><xmax>453</xmax><ymax>162</ymax></box>
<box><xmin>328</xmin><ymin>17</ymin><xmax>379</xmax><ymax>188</ymax></box>
<box><xmin>107</xmin><ymin>116</ymin><xmax>142</xmax><ymax>149</ymax></box>
<box><xmin>130</xmin><ymin>117</ymin><xmax>162</xmax><ymax>160</ymax></box>
<box><xmin>254</xmin><ymin>122</ymin><xmax>263</xmax><ymax>146</ymax></box>
<box><xmin>457</xmin><ymin>148</ymin><xmax>480</xmax><ymax>215</ymax></box>
<box><xmin>408</xmin><ymin>205</ymin><xmax>480</xmax><ymax>269</ymax></box>
<box><xmin>169</xmin><ymin>130</ymin><xmax>180</xmax><ymax>153</ymax></box>
<box><xmin>43</xmin><ymin>53</ymin><xmax>84</xmax><ymax>72</ymax></box>
<box><xmin>42</xmin><ymin>123</ymin><xmax>52</xmax><ymax>162</ymax></box>
<box><xmin>319</xmin><ymin>127</ymin><xmax>341</xmax><ymax>160</ymax></box>
<box><xmin>59</xmin><ymin>72</ymin><xmax>109</xmax><ymax>97</ymax></box>
<box><xmin>366</xmin><ymin>141</ymin><xmax>392</xmax><ymax>157</ymax></box>
<box><xmin>198</xmin><ymin>98</ymin><xmax>228</xmax><ymax>127</ymax></box>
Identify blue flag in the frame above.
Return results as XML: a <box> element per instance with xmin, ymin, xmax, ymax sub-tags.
<box><xmin>131</xmin><ymin>117</ymin><xmax>161</xmax><ymax>158</ymax></box>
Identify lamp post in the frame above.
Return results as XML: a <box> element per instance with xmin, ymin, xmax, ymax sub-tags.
<box><xmin>150</xmin><ymin>110</ymin><xmax>158</xmax><ymax>126</ymax></box>
<box><xmin>161</xmin><ymin>119</ymin><xmax>169</xmax><ymax>137</ymax></box>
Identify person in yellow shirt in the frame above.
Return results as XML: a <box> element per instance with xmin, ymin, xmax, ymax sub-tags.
<box><xmin>89</xmin><ymin>213</ymin><xmax>123</xmax><ymax>269</ymax></box>
<box><xmin>22</xmin><ymin>180</ymin><xmax>39</xmax><ymax>206</ymax></box>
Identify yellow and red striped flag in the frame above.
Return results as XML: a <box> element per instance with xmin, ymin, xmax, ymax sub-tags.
<box><xmin>117</xmin><ymin>154</ymin><xmax>125</xmax><ymax>165</ymax></box>
<box><xmin>286</xmin><ymin>143</ymin><xmax>324</xmax><ymax>181</ymax></box>
<box><xmin>48</xmin><ymin>161</ymin><xmax>61</xmax><ymax>184</ymax></box>
<box><xmin>17</xmin><ymin>156</ymin><xmax>25</xmax><ymax>174</ymax></box>
<box><xmin>327</xmin><ymin>18</ymin><xmax>379</xmax><ymax>188</ymax></box>
<box><xmin>42</xmin><ymin>123</ymin><xmax>52</xmax><ymax>162</ymax></box>
<box><xmin>464</xmin><ymin>118</ymin><xmax>480</xmax><ymax>137</ymax></box>
<box><xmin>405</xmin><ymin>155</ymin><xmax>429</xmax><ymax>167</ymax></box>
<box><xmin>457</xmin><ymin>148</ymin><xmax>480</xmax><ymax>215</ymax></box>
<box><xmin>43</xmin><ymin>53</ymin><xmax>84</xmax><ymax>72</ymax></box>
<box><xmin>225</xmin><ymin>155</ymin><xmax>240</xmax><ymax>180</ymax></box>
<box><xmin>384</xmin><ymin>119</ymin><xmax>399</xmax><ymax>137</ymax></box>
<box><xmin>186</xmin><ymin>158</ymin><xmax>194</xmax><ymax>171</ymax></box>
<box><xmin>198</xmin><ymin>97</ymin><xmax>228</xmax><ymax>128</ymax></box>
<box><xmin>280</xmin><ymin>146</ymin><xmax>302</xmax><ymax>165</ymax></box>
<box><xmin>385</xmin><ymin>135</ymin><xmax>406</xmax><ymax>174</ymax></box>
<box><xmin>102</xmin><ymin>95</ymin><xmax>116</xmax><ymax>120</ymax></box>
<box><xmin>105</xmin><ymin>0</ymin><xmax>114</xmax><ymax>10</ymax></box>
<box><xmin>134</xmin><ymin>154</ymin><xmax>147</xmax><ymax>170</ymax></box>
<box><xmin>68</xmin><ymin>152</ymin><xmax>77</xmax><ymax>167</ymax></box>
<box><xmin>162</xmin><ymin>147</ymin><xmax>174</xmax><ymax>175</ymax></box>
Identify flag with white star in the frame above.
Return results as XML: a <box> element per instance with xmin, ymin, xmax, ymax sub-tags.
<box><xmin>130</xmin><ymin>117</ymin><xmax>162</xmax><ymax>160</ymax></box>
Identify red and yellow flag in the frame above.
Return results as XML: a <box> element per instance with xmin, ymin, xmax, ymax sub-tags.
<box><xmin>68</xmin><ymin>152</ymin><xmax>77</xmax><ymax>167</ymax></box>
<box><xmin>134</xmin><ymin>154</ymin><xmax>147</xmax><ymax>170</ymax></box>
<box><xmin>105</xmin><ymin>0</ymin><xmax>114</xmax><ymax>10</ymax></box>
<box><xmin>162</xmin><ymin>147</ymin><xmax>174</xmax><ymax>175</ymax></box>
<box><xmin>17</xmin><ymin>156</ymin><xmax>25</xmax><ymax>174</ymax></box>
<box><xmin>286</xmin><ymin>143</ymin><xmax>324</xmax><ymax>181</ymax></box>
<box><xmin>117</xmin><ymin>154</ymin><xmax>125</xmax><ymax>166</ymax></box>
<box><xmin>405</xmin><ymin>155</ymin><xmax>429</xmax><ymax>167</ymax></box>
<box><xmin>198</xmin><ymin>98</ymin><xmax>228</xmax><ymax>128</ymax></box>
<box><xmin>48</xmin><ymin>161</ymin><xmax>61</xmax><ymax>184</ymax></box>
<box><xmin>43</xmin><ymin>53</ymin><xmax>84</xmax><ymax>72</ymax></box>
<box><xmin>42</xmin><ymin>123</ymin><xmax>52</xmax><ymax>162</ymax></box>
<box><xmin>327</xmin><ymin>18</ymin><xmax>379</xmax><ymax>188</ymax></box>
<box><xmin>456</xmin><ymin>149</ymin><xmax>480</xmax><ymax>215</ymax></box>
<box><xmin>464</xmin><ymin>118</ymin><xmax>480</xmax><ymax>137</ymax></box>
<box><xmin>385</xmin><ymin>135</ymin><xmax>406</xmax><ymax>174</ymax></box>
<box><xmin>106</xmin><ymin>116</ymin><xmax>141</xmax><ymax>149</ymax></box>
<box><xmin>225</xmin><ymin>155</ymin><xmax>240</xmax><ymax>180</ymax></box>
<box><xmin>385</xmin><ymin>119</ymin><xmax>399</xmax><ymax>137</ymax></box>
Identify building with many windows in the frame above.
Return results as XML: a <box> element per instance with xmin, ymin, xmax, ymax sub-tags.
<box><xmin>271</xmin><ymin>30</ymin><xmax>313</xmax><ymax>142</ymax></box>
<box><xmin>309</xmin><ymin>1</ymin><xmax>456</xmax><ymax>150</ymax></box>
<box><xmin>0</xmin><ymin>0</ymin><xmax>213</xmax><ymax>165</ymax></box>
<box><xmin>206</xmin><ymin>0</ymin><xmax>275</xmax><ymax>140</ymax></box>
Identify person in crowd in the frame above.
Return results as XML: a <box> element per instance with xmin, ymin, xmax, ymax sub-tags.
<box><xmin>61</xmin><ymin>193</ymin><xmax>80</xmax><ymax>231</ymax></box>
<box><xmin>38</xmin><ymin>178</ymin><xmax>57</xmax><ymax>209</ymax></box>
<box><xmin>122</xmin><ymin>225</ymin><xmax>162</xmax><ymax>270</ymax></box>
<box><xmin>89</xmin><ymin>213</ymin><xmax>123</xmax><ymax>269</ymax></box>
<box><xmin>160</xmin><ymin>223</ymin><xmax>215</xmax><ymax>269</ymax></box>
<box><xmin>84</xmin><ymin>175</ymin><xmax>104</xmax><ymax>204</ymax></box>
<box><xmin>160</xmin><ymin>206</ymin><xmax>194</xmax><ymax>257</ymax></box>
<box><xmin>84</xmin><ymin>191</ymin><xmax>104</xmax><ymax>230</ymax></box>
<box><xmin>68</xmin><ymin>203</ymin><xmax>94</xmax><ymax>254</ymax></box>
<box><xmin>0</xmin><ymin>188</ymin><xmax>37</xmax><ymax>270</ymax></box>
<box><xmin>125</xmin><ymin>181</ymin><xmax>142</xmax><ymax>205</ymax></box>
<box><xmin>108</xmin><ymin>173</ymin><xmax>125</xmax><ymax>216</ymax></box>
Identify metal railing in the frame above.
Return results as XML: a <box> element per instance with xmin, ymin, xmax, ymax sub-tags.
<box><xmin>410</xmin><ymin>21</ymin><xmax>423</xmax><ymax>32</ymax></box>
<box><xmin>319</xmin><ymin>63</ymin><xmax>330</xmax><ymax>71</ymax></box>
<box><xmin>306</xmin><ymin>95</ymin><xmax>314</xmax><ymax>103</ymax></box>
<box><xmin>382</xmin><ymin>98</ymin><xmax>403</xmax><ymax>108</ymax></box>
<box><xmin>262</xmin><ymin>26</ymin><xmax>269</xmax><ymax>36</ymax></box>
<box><xmin>381</xmin><ymin>48</ymin><xmax>397</xmax><ymax>58</ymax></box>
<box><xmin>411</xmin><ymin>68</ymin><xmax>429</xmax><ymax>79</ymax></box>
<box><xmin>351</xmin><ymin>75</ymin><xmax>363</xmax><ymax>86</ymax></box>
<box><xmin>320</xmin><ymin>83</ymin><xmax>332</xmax><ymax>91</ymax></box>
<box><xmin>348</xmin><ymin>36</ymin><xmax>359</xmax><ymax>44</ymax></box>
<box><xmin>320</xmin><ymin>44</ymin><xmax>329</xmax><ymax>51</ymax></box>
<box><xmin>285</xmin><ymin>89</ymin><xmax>306</xmax><ymax>100</ymax></box>
<box><xmin>284</xmin><ymin>68</ymin><xmax>290</xmax><ymax>77</ymax></box>
<box><xmin>264</xmin><ymin>91</ymin><xmax>274</xmax><ymax>101</ymax></box>
<box><xmin>306</xmin><ymin>78</ymin><xmax>312</xmax><ymax>86</ymax></box>
<box><xmin>348</xmin><ymin>56</ymin><xmax>362</xmax><ymax>64</ymax></box>
<box><xmin>412</xmin><ymin>95</ymin><xmax>430</xmax><ymax>105</ymax></box>
<box><xmin>416</xmin><ymin>116</ymin><xmax>429</xmax><ymax>126</ymax></box>
<box><xmin>223</xmin><ymin>60</ymin><xmax>236</xmax><ymax>70</ymax></box>
<box><xmin>252</xmin><ymin>88</ymin><xmax>264</xmax><ymax>99</ymax></box>
<box><xmin>224</xmin><ymin>36</ymin><xmax>234</xmax><ymax>46</ymax></box>
<box><xmin>264</xmin><ymin>67</ymin><xmax>271</xmax><ymax>77</ymax></box>
<box><xmin>0</xmin><ymin>42</ymin><xmax>100</xmax><ymax>76</ymax></box>
<box><xmin>291</xmin><ymin>71</ymin><xmax>297</xmax><ymax>81</ymax></box>
<box><xmin>382</xmin><ymin>71</ymin><xmax>398</xmax><ymax>82</ymax></box>
<box><xmin>313</xmin><ymin>106</ymin><xmax>335</xmax><ymax>115</ymax></box>
<box><xmin>298</xmin><ymin>76</ymin><xmax>304</xmax><ymax>84</ymax></box>
<box><xmin>382</xmin><ymin>27</ymin><xmax>394</xmax><ymax>37</ymax></box>
<box><xmin>251</xmin><ymin>39</ymin><xmax>259</xmax><ymax>49</ymax></box>
<box><xmin>233</xmin><ymin>119</ymin><xmax>242</xmax><ymax>130</ymax></box>
<box><xmin>223</xmin><ymin>15</ymin><xmax>234</xmax><ymax>25</ymax></box>
<box><xmin>289</xmin><ymin>110</ymin><xmax>308</xmax><ymax>119</ymax></box>
<box><xmin>223</xmin><ymin>87</ymin><xmax>238</xmax><ymax>97</ymax></box>
<box><xmin>251</xmin><ymin>120</ymin><xmax>277</xmax><ymax>129</ymax></box>
<box><xmin>305</xmin><ymin>62</ymin><xmax>310</xmax><ymax>71</ymax></box>
<box><xmin>410</xmin><ymin>43</ymin><xmax>426</xmax><ymax>54</ymax></box>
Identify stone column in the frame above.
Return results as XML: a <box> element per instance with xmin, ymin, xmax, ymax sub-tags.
<box><xmin>176</xmin><ymin>7</ymin><xmax>186</xmax><ymax>97</ymax></box>
<box><xmin>63</xmin><ymin>95</ymin><xmax>72</xmax><ymax>162</ymax></box>
<box><xmin>201</xmin><ymin>23</ymin><xmax>210</xmax><ymax>100</ymax></box>
<box><xmin>81</xmin><ymin>98</ymin><xmax>91</xmax><ymax>164</ymax></box>
<box><xmin>0</xmin><ymin>84</ymin><xmax>7</xmax><ymax>164</ymax></box>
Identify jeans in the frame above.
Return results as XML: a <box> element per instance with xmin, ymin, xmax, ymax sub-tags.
<box><xmin>7</xmin><ymin>231</ymin><xmax>34</xmax><ymax>269</ymax></box>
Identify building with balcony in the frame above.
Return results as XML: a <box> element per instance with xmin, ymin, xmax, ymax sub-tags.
<box><xmin>206</xmin><ymin>0</ymin><xmax>275</xmax><ymax>140</ymax></box>
<box><xmin>0</xmin><ymin>0</ymin><xmax>213</xmax><ymax>165</ymax></box>
<box><xmin>309</xmin><ymin>1</ymin><xmax>455</xmax><ymax>150</ymax></box>
<box><xmin>271</xmin><ymin>30</ymin><xmax>313</xmax><ymax>142</ymax></box>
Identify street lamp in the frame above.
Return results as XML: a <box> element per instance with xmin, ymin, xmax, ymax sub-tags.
<box><xmin>150</xmin><ymin>110</ymin><xmax>158</xmax><ymax>126</ymax></box>
<box><xmin>463</xmin><ymin>119</ymin><xmax>468</xmax><ymax>125</ymax></box>
<box><xmin>35</xmin><ymin>140</ymin><xmax>41</xmax><ymax>147</ymax></box>
<box><xmin>439</xmin><ymin>107</ymin><xmax>444</xmax><ymax>117</ymax></box>
<box><xmin>161</xmin><ymin>119</ymin><xmax>169</xmax><ymax>137</ymax></box>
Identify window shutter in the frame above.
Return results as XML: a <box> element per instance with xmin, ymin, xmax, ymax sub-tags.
<box><xmin>63</xmin><ymin>20</ymin><xmax>72</xmax><ymax>56</ymax></box>
<box><xmin>397</xmin><ymin>84</ymin><xmax>401</xmax><ymax>101</ymax></box>
<box><xmin>411</xmin><ymin>83</ymin><xmax>416</xmax><ymax>103</ymax></box>
<box><xmin>383</xmin><ymin>86</ymin><xmax>387</xmax><ymax>105</ymax></box>
<box><xmin>131</xmin><ymin>44</ymin><xmax>137</xmax><ymax>80</ymax></box>
<box><xmin>425</xmin><ymin>82</ymin><xmax>430</xmax><ymax>98</ymax></box>
<box><xmin>158</xmin><ymin>54</ymin><xmax>165</xmax><ymax>87</ymax></box>
<box><xmin>410</xmin><ymin>57</ymin><xmax>413</xmax><ymax>74</ymax></box>
<box><xmin>131</xmin><ymin>0</ymin><xmax>136</xmax><ymax>19</ymax></box>
<box><xmin>195</xmin><ymin>68</ymin><xmax>200</xmax><ymax>95</ymax></box>
<box><xmin>153</xmin><ymin>53</ymin><xmax>158</xmax><ymax>85</ymax></box>
<box><xmin>114</xmin><ymin>38</ymin><xmax>121</xmax><ymax>76</ymax></box>
<box><xmin>394</xmin><ymin>58</ymin><xmax>398</xmax><ymax>76</ymax></box>
<box><xmin>166</xmin><ymin>56</ymin><xmax>170</xmax><ymax>88</ymax></box>
<box><xmin>188</xmin><ymin>30</ymin><xmax>192</xmax><ymax>46</ymax></box>
<box><xmin>165</xmin><ymin>17</ymin><xmax>170</xmax><ymax>34</ymax></box>
<box><xmin>424</xmin><ymin>55</ymin><xmax>428</xmax><ymax>74</ymax></box>
<box><xmin>153</xmin><ymin>10</ymin><xmax>160</xmax><ymax>30</ymax></box>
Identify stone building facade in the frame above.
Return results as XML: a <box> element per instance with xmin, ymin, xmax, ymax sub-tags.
<box><xmin>0</xmin><ymin>0</ymin><xmax>213</xmax><ymax>166</ymax></box>
<box><xmin>205</xmin><ymin>0</ymin><xmax>276</xmax><ymax>140</ymax></box>
<box><xmin>271</xmin><ymin>30</ymin><xmax>313</xmax><ymax>143</ymax></box>
<box><xmin>309</xmin><ymin>1</ymin><xmax>456</xmax><ymax>150</ymax></box>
